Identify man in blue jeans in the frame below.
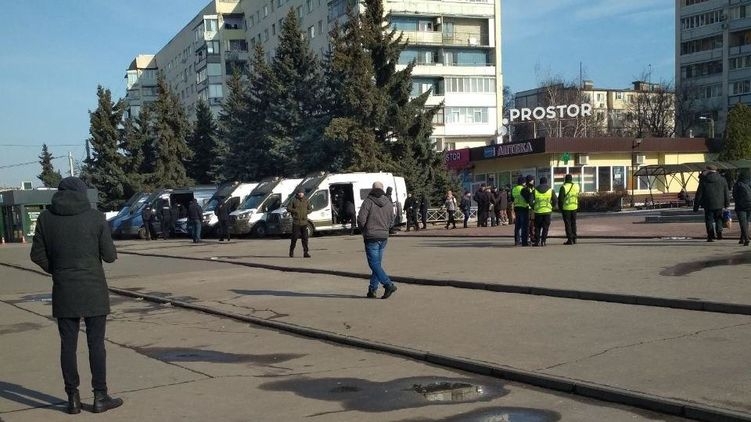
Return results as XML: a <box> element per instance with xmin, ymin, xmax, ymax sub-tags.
<box><xmin>357</xmin><ymin>181</ymin><xmax>397</xmax><ymax>299</ymax></box>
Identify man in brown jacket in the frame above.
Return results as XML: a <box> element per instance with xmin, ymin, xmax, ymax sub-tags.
<box><xmin>287</xmin><ymin>189</ymin><xmax>312</xmax><ymax>257</ymax></box>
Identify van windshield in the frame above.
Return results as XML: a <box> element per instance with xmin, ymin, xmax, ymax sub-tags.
<box><xmin>282</xmin><ymin>176</ymin><xmax>325</xmax><ymax>207</ymax></box>
<box><xmin>239</xmin><ymin>192</ymin><xmax>268</xmax><ymax>210</ymax></box>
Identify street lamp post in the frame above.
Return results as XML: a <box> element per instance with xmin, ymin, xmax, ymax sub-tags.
<box><xmin>630</xmin><ymin>137</ymin><xmax>642</xmax><ymax>208</ymax></box>
<box><xmin>699</xmin><ymin>116</ymin><xmax>715</xmax><ymax>139</ymax></box>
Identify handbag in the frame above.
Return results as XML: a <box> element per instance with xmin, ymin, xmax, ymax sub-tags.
<box><xmin>722</xmin><ymin>209</ymin><xmax>732</xmax><ymax>229</ymax></box>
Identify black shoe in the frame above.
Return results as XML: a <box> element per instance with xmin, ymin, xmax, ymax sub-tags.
<box><xmin>66</xmin><ymin>390</ymin><xmax>81</xmax><ymax>414</ymax></box>
<box><xmin>381</xmin><ymin>284</ymin><xmax>397</xmax><ymax>299</ymax></box>
<box><xmin>740</xmin><ymin>239</ymin><xmax>744</xmax><ymax>245</ymax></box>
<box><xmin>304</xmin><ymin>252</ymin><xmax>311</xmax><ymax>258</ymax></box>
<box><xmin>745</xmin><ymin>240</ymin><xmax>750</xmax><ymax>246</ymax></box>
<box><xmin>219</xmin><ymin>238</ymin><xmax>224</xmax><ymax>242</ymax></box>
<box><xmin>92</xmin><ymin>391</ymin><xmax>123</xmax><ymax>413</ymax></box>
<box><xmin>289</xmin><ymin>250</ymin><xmax>294</xmax><ymax>258</ymax></box>
<box><xmin>366</xmin><ymin>289</ymin><xmax>377</xmax><ymax>299</ymax></box>
<box><xmin>564</xmin><ymin>240</ymin><xmax>573</xmax><ymax>245</ymax></box>
<box><xmin>707</xmin><ymin>237</ymin><xmax>714</xmax><ymax>242</ymax></box>
<box><xmin>717</xmin><ymin>233</ymin><xmax>723</xmax><ymax>240</ymax></box>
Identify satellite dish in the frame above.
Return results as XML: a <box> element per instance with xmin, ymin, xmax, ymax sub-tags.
<box><xmin>498</xmin><ymin>126</ymin><xmax>508</xmax><ymax>136</ymax></box>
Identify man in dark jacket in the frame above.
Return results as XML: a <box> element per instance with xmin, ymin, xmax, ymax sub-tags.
<box><xmin>474</xmin><ymin>184</ymin><xmax>489</xmax><ymax>227</ymax></box>
<box><xmin>419</xmin><ymin>194</ymin><xmax>429</xmax><ymax>229</ymax></box>
<box><xmin>157</xmin><ymin>198</ymin><xmax>173</xmax><ymax>239</ymax></box>
<box><xmin>694</xmin><ymin>165</ymin><xmax>731</xmax><ymax>241</ymax></box>
<box><xmin>187</xmin><ymin>198</ymin><xmax>203</xmax><ymax>243</ymax></box>
<box><xmin>30</xmin><ymin>177</ymin><xmax>123</xmax><ymax>414</ymax></box>
<box><xmin>142</xmin><ymin>205</ymin><xmax>156</xmax><ymax>240</ymax></box>
<box><xmin>404</xmin><ymin>192</ymin><xmax>419</xmax><ymax>232</ymax></box>
<box><xmin>215</xmin><ymin>199</ymin><xmax>232</xmax><ymax>242</ymax></box>
<box><xmin>287</xmin><ymin>189</ymin><xmax>312</xmax><ymax>257</ymax></box>
<box><xmin>733</xmin><ymin>169</ymin><xmax>751</xmax><ymax>246</ymax></box>
<box><xmin>357</xmin><ymin>181</ymin><xmax>397</xmax><ymax>299</ymax></box>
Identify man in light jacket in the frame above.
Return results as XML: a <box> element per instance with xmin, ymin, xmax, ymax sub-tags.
<box><xmin>357</xmin><ymin>181</ymin><xmax>397</xmax><ymax>299</ymax></box>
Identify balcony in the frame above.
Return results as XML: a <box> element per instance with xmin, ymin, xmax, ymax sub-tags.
<box><xmin>399</xmin><ymin>30</ymin><xmax>489</xmax><ymax>47</ymax></box>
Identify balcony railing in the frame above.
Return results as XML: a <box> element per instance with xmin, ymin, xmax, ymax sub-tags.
<box><xmin>400</xmin><ymin>30</ymin><xmax>490</xmax><ymax>47</ymax></box>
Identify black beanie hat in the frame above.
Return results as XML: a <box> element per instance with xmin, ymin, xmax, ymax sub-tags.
<box><xmin>58</xmin><ymin>176</ymin><xmax>89</xmax><ymax>193</ymax></box>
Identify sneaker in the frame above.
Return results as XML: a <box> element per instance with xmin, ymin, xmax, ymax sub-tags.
<box><xmin>304</xmin><ymin>252</ymin><xmax>311</xmax><ymax>258</ymax></box>
<box><xmin>366</xmin><ymin>289</ymin><xmax>377</xmax><ymax>299</ymax></box>
<box><xmin>381</xmin><ymin>284</ymin><xmax>397</xmax><ymax>299</ymax></box>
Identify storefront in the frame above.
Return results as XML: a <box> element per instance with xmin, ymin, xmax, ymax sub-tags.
<box><xmin>0</xmin><ymin>189</ymin><xmax>98</xmax><ymax>242</ymax></box>
<box><xmin>445</xmin><ymin>137</ymin><xmax>711</xmax><ymax>195</ymax></box>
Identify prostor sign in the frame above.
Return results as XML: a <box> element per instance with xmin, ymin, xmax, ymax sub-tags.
<box><xmin>509</xmin><ymin>103</ymin><xmax>593</xmax><ymax>122</ymax></box>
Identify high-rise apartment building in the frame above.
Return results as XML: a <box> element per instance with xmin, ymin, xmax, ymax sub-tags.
<box><xmin>124</xmin><ymin>0</ymin><xmax>502</xmax><ymax>151</ymax></box>
<box><xmin>676</xmin><ymin>0</ymin><xmax>751</xmax><ymax>138</ymax></box>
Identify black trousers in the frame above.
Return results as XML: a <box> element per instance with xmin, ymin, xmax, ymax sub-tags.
<box><xmin>145</xmin><ymin>221</ymin><xmax>157</xmax><ymax>240</ymax></box>
<box><xmin>161</xmin><ymin>217</ymin><xmax>173</xmax><ymax>238</ymax></box>
<box><xmin>704</xmin><ymin>209</ymin><xmax>724</xmax><ymax>238</ymax></box>
<box><xmin>219</xmin><ymin>219</ymin><xmax>231</xmax><ymax>240</ymax></box>
<box><xmin>562</xmin><ymin>210</ymin><xmax>577</xmax><ymax>242</ymax></box>
<box><xmin>57</xmin><ymin>316</ymin><xmax>107</xmax><ymax>393</ymax></box>
<box><xmin>534</xmin><ymin>213</ymin><xmax>552</xmax><ymax>244</ymax></box>
<box><xmin>446</xmin><ymin>210</ymin><xmax>456</xmax><ymax>228</ymax></box>
<box><xmin>290</xmin><ymin>223</ymin><xmax>309</xmax><ymax>253</ymax></box>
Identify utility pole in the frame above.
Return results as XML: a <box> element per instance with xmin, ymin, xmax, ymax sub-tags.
<box><xmin>68</xmin><ymin>152</ymin><xmax>74</xmax><ymax>176</ymax></box>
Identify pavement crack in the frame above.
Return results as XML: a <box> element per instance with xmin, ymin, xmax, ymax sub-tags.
<box><xmin>105</xmin><ymin>338</ymin><xmax>215</xmax><ymax>379</ymax></box>
<box><xmin>215</xmin><ymin>299</ymin><xmax>289</xmax><ymax>320</ymax></box>
<box><xmin>539</xmin><ymin>321</ymin><xmax>751</xmax><ymax>371</ymax></box>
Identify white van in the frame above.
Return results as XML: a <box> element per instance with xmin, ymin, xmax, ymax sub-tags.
<box><xmin>229</xmin><ymin>177</ymin><xmax>302</xmax><ymax>237</ymax></box>
<box><xmin>201</xmin><ymin>181</ymin><xmax>258</xmax><ymax>234</ymax></box>
<box><xmin>266</xmin><ymin>172</ymin><xmax>407</xmax><ymax>236</ymax></box>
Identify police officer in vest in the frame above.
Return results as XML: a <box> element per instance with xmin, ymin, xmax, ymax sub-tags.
<box><xmin>512</xmin><ymin>176</ymin><xmax>532</xmax><ymax>246</ymax></box>
<box><xmin>532</xmin><ymin>176</ymin><xmax>556</xmax><ymax>246</ymax></box>
<box><xmin>558</xmin><ymin>174</ymin><xmax>580</xmax><ymax>245</ymax></box>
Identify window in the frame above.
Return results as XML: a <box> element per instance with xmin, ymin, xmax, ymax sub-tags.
<box><xmin>207</xmin><ymin>41</ymin><xmax>220</xmax><ymax>54</ymax></box>
<box><xmin>208</xmin><ymin>83</ymin><xmax>223</xmax><ymax>98</ymax></box>
<box><xmin>207</xmin><ymin>63</ymin><xmax>222</xmax><ymax>76</ymax></box>
<box><xmin>308</xmin><ymin>25</ymin><xmax>315</xmax><ymax>38</ymax></box>
<box><xmin>309</xmin><ymin>190</ymin><xmax>329</xmax><ymax>211</ymax></box>
<box><xmin>297</xmin><ymin>5</ymin><xmax>303</xmax><ymax>18</ymax></box>
<box><xmin>205</xmin><ymin>18</ymin><xmax>218</xmax><ymax>32</ymax></box>
<box><xmin>418</xmin><ymin>20</ymin><xmax>433</xmax><ymax>32</ymax></box>
<box><xmin>598</xmin><ymin>167</ymin><xmax>611</xmax><ymax>192</ymax></box>
<box><xmin>263</xmin><ymin>5</ymin><xmax>269</xmax><ymax>17</ymax></box>
<box><xmin>445</xmin><ymin>107</ymin><xmax>489</xmax><ymax>124</ymax></box>
<box><xmin>306</xmin><ymin>0</ymin><xmax>312</xmax><ymax>13</ymax></box>
<box><xmin>272</xmin><ymin>23</ymin><xmax>276</xmax><ymax>35</ymax></box>
<box><xmin>196</xmin><ymin>67</ymin><xmax>207</xmax><ymax>84</ymax></box>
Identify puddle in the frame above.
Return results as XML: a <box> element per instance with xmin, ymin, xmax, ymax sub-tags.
<box><xmin>260</xmin><ymin>376</ymin><xmax>509</xmax><ymax>413</ymax></box>
<box><xmin>661</xmin><ymin>254</ymin><xmax>751</xmax><ymax>276</ymax></box>
<box><xmin>6</xmin><ymin>293</ymin><xmax>52</xmax><ymax>304</ymax></box>
<box><xmin>413</xmin><ymin>382</ymin><xmax>483</xmax><ymax>402</ymax></box>
<box><xmin>397</xmin><ymin>406</ymin><xmax>561</xmax><ymax>422</ymax></box>
<box><xmin>0</xmin><ymin>322</ymin><xmax>45</xmax><ymax>335</ymax></box>
<box><xmin>135</xmin><ymin>347</ymin><xmax>304</xmax><ymax>365</ymax></box>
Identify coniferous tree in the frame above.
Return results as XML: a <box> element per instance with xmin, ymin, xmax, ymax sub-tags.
<box><xmin>150</xmin><ymin>73</ymin><xmax>193</xmax><ymax>187</ymax></box>
<box><xmin>84</xmin><ymin>85</ymin><xmax>127</xmax><ymax>209</ymax></box>
<box><xmin>37</xmin><ymin>143</ymin><xmax>62</xmax><ymax>188</ymax></box>
<box><xmin>218</xmin><ymin>71</ymin><xmax>254</xmax><ymax>181</ymax></box>
<box><xmin>264</xmin><ymin>8</ymin><xmax>327</xmax><ymax>176</ymax></box>
<box><xmin>121</xmin><ymin>106</ymin><xmax>156</xmax><ymax>195</ymax></box>
<box><xmin>720</xmin><ymin>103</ymin><xmax>751</xmax><ymax>161</ymax></box>
<box><xmin>187</xmin><ymin>99</ymin><xmax>219</xmax><ymax>184</ymax></box>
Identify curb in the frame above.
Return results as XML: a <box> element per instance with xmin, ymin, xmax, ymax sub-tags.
<box><xmin>109</xmin><ymin>287</ymin><xmax>751</xmax><ymax>422</ymax></box>
<box><xmin>118</xmin><ymin>251</ymin><xmax>751</xmax><ymax>316</ymax></box>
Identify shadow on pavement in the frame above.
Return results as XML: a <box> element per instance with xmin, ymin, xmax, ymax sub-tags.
<box><xmin>0</xmin><ymin>381</ymin><xmax>64</xmax><ymax>411</ymax></box>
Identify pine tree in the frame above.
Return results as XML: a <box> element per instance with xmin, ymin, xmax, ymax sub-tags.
<box><xmin>151</xmin><ymin>73</ymin><xmax>194</xmax><ymax>187</ymax></box>
<box><xmin>187</xmin><ymin>99</ymin><xmax>219</xmax><ymax>184</ymax></box>
<box><xmin>84</xmin><ymin>85</ymin><xmax>127</xmax><ymax>209</ymax></box>
<box><xmin>37</xmin><ymin>143</ymin><xmax>62</xmax><ymax>188</ymax></box>
<box><xmin>264</xmin><ymin>8</ymin><xmax>327</xmax><ymax>176</ymax></box>
<box><xmin>720</xmin><ymin>103</ymin><xmax>751</xmax><ymax>161</ymax></box>
<box><xmin>217</xmin><ymin>70</ymin><xmax>254</xmax><ymax>181</ymax></box>
<box><xmin>121</xmin><ymin>106</ymin><xmax>155</xmax><ymax>195</ymax></box>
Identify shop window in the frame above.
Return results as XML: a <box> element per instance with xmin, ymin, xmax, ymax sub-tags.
<box><xmin>582</xmin><ymin>167</ymin><xmax>596</xmax><ymax>193</ymax></box>
<box><xmin>598</xmin><ymin>167</ymin><xmax>611</xmax><ymax>192</ymax></box>
<box><xmin>613</xmin><ymin>166</ymin><xmax>626</xmax><ymax>191</ymax></box>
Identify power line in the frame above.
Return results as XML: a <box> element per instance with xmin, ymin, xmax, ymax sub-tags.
<box><xmin>0</xmin><ymin>156</ymin><xmax>66</xmax><ymax>170</ymax></box>
<box><xmin>0</xmin><ymin>144</ymin><xmax>81</xmax><ymax>147</ymax></box>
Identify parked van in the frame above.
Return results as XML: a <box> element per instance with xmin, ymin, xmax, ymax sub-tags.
<box><xmin>266</xmin><ymin>172</ymin><xmax>407</xmax><ymax>236</ymax></box>
<box><xmin>114</xmin><ymin>186</ymin><xmax>217</xmax><ymax>239</ymax></box>
<box><xmin>230</xmin><ymin>177</ymin><xmax>302</xmax><ymax>237</ymax></box>
<box><xmin>108</xmin><ymin>192</ymin><xmax>150</xmax><ymax>234</ymax></box>
<box><xmin>200</xmin><ymin>181</ymin><xmax>258</xmax><ymax>234</ymax></box>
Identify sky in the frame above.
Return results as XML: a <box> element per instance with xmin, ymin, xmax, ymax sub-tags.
<box><xmin>0</xmin><ymin>0</ymin><xmax>675</xmax><ymax>188</ymax></box>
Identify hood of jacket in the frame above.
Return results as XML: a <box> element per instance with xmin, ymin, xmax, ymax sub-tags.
<box><xmin>703</xmin><ymin>171</ymin><xmax>725</xmax><ymax>185</ymax></box>
<box><xmin>536</xmin><ymin>184</ymin><xmax>551</xmax><ymax>194</ymax></box>
<box><xmin>368</xmin><ymin>188</ymin><xmax>389</xmax><ymax>207</ymax></box>
<box><xmin>49</xmin><ymin>190</ymin><xmax>91</xmax><ymax>216</ymax></box>
<box><xmin>738</xmin><ymin>171</ymin><xmax>751</xmax><ymax>184</ymax></box>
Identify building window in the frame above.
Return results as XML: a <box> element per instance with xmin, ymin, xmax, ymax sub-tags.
<box><xmin>272</xmin><ymin>23</ymin><xmax>276</xmax><ymax>35</ymax></box>
<box><xmin>209</xmin><ymin>84</ymin><xmax>223</xmax><ymax>98</ymax></box>
<box><xmin>308</xmin><ymin>25</ymin><xmax>315</xmax><ymax>38</ymax></box>
<box><xmin>207</xmin><ymin>63</ymin><xmax>222</xmax><ymax>76</ymax></box>
<box><xmin>306</xmin><ymin>0</ymin><xmax>312</xmax><ymax>13</ymax></box>
<box><xmin>205</xmin><ymin>18</ymin><xmax>218</xmax><ymax>32</ymax></box>
<box><xmin>207</xmin><ymin>41</ymin><xmax>221</xmax><ymax>55</ymax></box>
<box><xmin>297</xmin><ymin>6</ymin><xmax>303</xmax><ymax>18</ymax></box>
<box><xmin>264</xmin><ymin>5</ymin><xmax>269</xmax><ymax>17</ymax></box>
<box><xmin>445</xmin><ymin>107</ymin><xmax>489</xmax><ymax>124</ymax></box>
<box><xmin>418</xmin><ymin>20</ymin><xmax>433</xmax><ymax>32</ymax></box>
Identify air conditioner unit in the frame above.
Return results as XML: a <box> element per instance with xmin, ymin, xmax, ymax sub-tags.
<box><xmin>635</xmin><ymin>154</ymin><xmax>646</xmax><ymax>165</ymax></box>
<box><xmin>434</xmin><ymin>17</ymin><xmax>442</xmax><ymax>25</ymax></box>
<box><xmin>468</xmin><ymin>37</ymin><xmax>479</xmax><ymax>46</ymax></box>
<box><xmin>577</xmin><ymin>154</ymin><xmax>590</xmax><ymax>165</ymax></box>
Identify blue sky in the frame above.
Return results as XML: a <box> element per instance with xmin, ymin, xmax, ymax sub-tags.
<box><xmin>0</xmin><ymin>0</ymin><xmax>674</xmax><ymax>187</ymax></box>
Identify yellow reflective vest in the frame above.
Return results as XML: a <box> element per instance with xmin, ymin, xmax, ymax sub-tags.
<box><xmin>561</xmin><ymin>182</ymin><xmax>580</xmax><ymax>211</ymax></box>
<box><xmin>533</xmin><ymin>189</ymin><xmax>553</xmax><ymax>214</ymax></box>
<box><xmin>512</xmin><ymin>185</ymin><xmax>529</xmax><ymax>208</ymax></box>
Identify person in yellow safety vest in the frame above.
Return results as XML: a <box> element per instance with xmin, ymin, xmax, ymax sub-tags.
<box><xmin>512</xmin><ymin>175</ymin><xmax>533</xmax><ymax>246</ymax></box>
<box><xmin>557</xmin><ymin>174</ymin><xmax>580</xmax><ymax>245</ymax></box>
<box><xmin>532</xmin><ymin>176</ymin><xmax>557</xmax><ymax>246</ymax></box>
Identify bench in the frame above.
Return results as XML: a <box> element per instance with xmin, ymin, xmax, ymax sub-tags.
<box><xmin>632</xmin><ymin>193</ymin><xmax>693</xmax><ymax>209</ymax></box>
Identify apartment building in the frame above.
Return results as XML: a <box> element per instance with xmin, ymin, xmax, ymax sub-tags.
<box><xmin>124</xmin><ymin>0</ymin><xmax>502</xmax><ymax>151</ymax></box>
<box><xmin>676</xmin><ymin>0</ymin><xmax>751</xmax><ymax>138</ymax></box>
<box><xmin>513</xmin><ymin>80</ymin><xmax>673</xmax><ymax>139</ymax></box>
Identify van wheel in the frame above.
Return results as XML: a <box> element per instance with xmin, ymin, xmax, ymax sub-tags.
<box><xmin>305</xmin><ymin>223</ymin><xmax>315</xmax><ymax>237</ymax></box>
<box><xmin>251</xmin><ymin>223</ymin><xmax>267</xmax><ymax>238</ymax></box>
<box><xmin>137</xmin><ymin>227</ymin><xmax>147</xmax><ymax>239</ymax></box>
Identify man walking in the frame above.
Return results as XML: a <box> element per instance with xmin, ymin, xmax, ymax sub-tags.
<box><xmin>404</xmin><ymin>192</ymin><xmax>420</xmax><ymax>232</ymax></box>
<box><xmin>558</xmin><ymin>174</ymin><xmax>580</xmax><ymax>245</ymax></box>
<box><xmin>733</xmin><ymin>170</ymin><xmax>751</xmax><ymax>246</ymax></box>
<box><xmin>187</xmin><ymin>198</ymin><xmax>203</xmax><ymax>243</ymax></box>
<box><xmin>216</xmin><ymin>199</ymin><xmax>232</xmax><ymax>242</ymax></box>
<box><xmin>30</xmin><ymin>177</ymin><xmax>123</xmax><ymax>414</ymax></box>
<box><xmin>694</xmin><ymin>165</ymin><xmax>730</xmax><ymax>242</ymax></box>
<box><xmin>358</xmin><ymin>181</ymin><xmax>397</xmax><ymax>299</ymax></box>
<box><xmin>460</xmin><ymin>191</ymin><xmax>471</xmax><ymax>228</ymax></box>
<box><xmin>419</xmin><ymin>193</ymin><xmax>429</xmax><ymax>230</ymax></box>
<box><xmin>288</xmin><ymin>189</ymin><xmax>312</xmax><ymax>257</ymax></box>
<box><xmin>445</xmin><ymin>190</ymin><xmax>458</xmax><ymax>229</ymax></box>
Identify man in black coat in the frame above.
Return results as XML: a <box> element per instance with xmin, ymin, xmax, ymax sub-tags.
<box><xmin>142</xmin><ymin>205</ymin><xmax>157</xmax><ymax>240</ymax></box>
<box><xmin>474</xmin><ymin>184</ymin><xmax>490</xmax><ymax>227</ymax></box>
<box><xmin>30</xmin><ymin>177</ymin><xmax>123</xmax><ymax>414</ymax></box>
<box><xmin>694</xmin><ymin>165</ymin><xmax>731</xmax><ymax>241</ymax></box>
<box><xmin>157</xmin><ymin>198</ymin><xmax>173</xmax><ymax>239</ymax></box>
<box><xmin>215</xmin><ymin>199</ymin><xmax>232</xmax><ymax>242</ymax></box>
<box><xmin>404</xmin><ymin>192</ymin><xmax>419</xmax><ymax>231</ymax></box>
<box><xmin>419</xmin><ymin>194</ymin><xmax>429</xmax><ymax>229</ymax></box>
